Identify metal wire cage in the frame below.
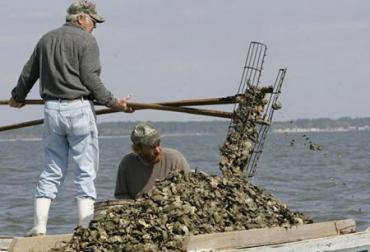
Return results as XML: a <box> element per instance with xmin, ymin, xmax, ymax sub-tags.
<box><xmin>225</xmin><ymin>41</ymin><xmax>286</xmax><ymax>178</ymax></box>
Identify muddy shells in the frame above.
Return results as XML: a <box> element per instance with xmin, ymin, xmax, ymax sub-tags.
<box><xmin>53</xmin><ymin>170</ymin><xmax>312</xmax><ymax>252</ymax></box>
<box><xmin>220</xmin><ymin>86</ymin><xmax>272</xmax><ymax>176</ymax></box>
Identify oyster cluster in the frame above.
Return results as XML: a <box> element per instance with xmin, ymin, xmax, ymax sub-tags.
<box><xmin>54</xmin><ymin>170</ymin><xmax>311</xmax><ymax>252</ymax></box>
<box><xmin>219</xmin><ymin>86</ymin><xmax>273</xmax><ymax>176</ymax></box>
<box><xmin>289</xmin><ymin>134</ymin><xmax>323</xmax><ymax>151</ymax></box>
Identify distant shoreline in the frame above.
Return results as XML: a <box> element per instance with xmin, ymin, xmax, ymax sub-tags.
<box><xmin>2</xmin><ymin>118</ymin><xmax>370</xmax><ymax>139</ymax></box>
<box><xmin>0</xmin><ymin>132</ymin><xmax>215</xmax><ymax>142</ymax></box>
<box><xmin>274</xmin><ymin>126</ymin><xmax>370</xmax><ymax>133</ymax></box>
<box><xmin>1</xmin><ymin>129</ymin><xmax>368</xmax><ymax>142</ymax></box>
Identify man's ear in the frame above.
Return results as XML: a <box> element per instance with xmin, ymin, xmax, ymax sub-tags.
<box><xmin>76</xmin><ymin>14</ymin><xmax>84</xmax><ymax>25</ymax></box>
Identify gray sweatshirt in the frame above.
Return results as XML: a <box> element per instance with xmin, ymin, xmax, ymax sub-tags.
<box><xmin>114</xmin><ymin>148</ymin><xmax>191</xmax><ymax>200</ymax></box>
<box><xmin>11</xmin><ymin>22</ymin><xmax>117</xmax><ymax>107</ymax></box>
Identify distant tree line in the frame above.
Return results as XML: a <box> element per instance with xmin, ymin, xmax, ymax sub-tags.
<box><xmin>0</xmin><ymin>120</ymin><xmax>230</xmax><ymax>139</ymax></box>
<box><xmin>98</xmin><ymin>120</ymin><xmax>230</xmax><ymax>136</ymax></box>
<box><xmin>271</xmin><ymin>117</ymin><xmax>370</xmax><ymax>130</ymax></box>
<box><xmin>2</xmin><ymin>117</ymin><xmax>370</xmax><ymax>139</ymax></box>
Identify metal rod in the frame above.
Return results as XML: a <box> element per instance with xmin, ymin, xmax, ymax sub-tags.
<box><xmin>246</xmin><ymin>68</ymin><xmax>287</xmax><ymax>178</ymax></box>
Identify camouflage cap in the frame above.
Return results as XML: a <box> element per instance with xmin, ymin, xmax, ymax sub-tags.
<box><xmin>130</xmin><ymin>123</ymin><xmax>160</xmax><ymax>146</ymax></box>
<box><xmin>67</xmin><ymin>0</ymin><xmax>105</xmax><ymax>23</ymax></box>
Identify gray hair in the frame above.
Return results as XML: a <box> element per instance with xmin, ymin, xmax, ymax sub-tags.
<box><xmin>66</xmin><ymin>13</ymin><xmax>87</xmax><ymax>23</ymax></box>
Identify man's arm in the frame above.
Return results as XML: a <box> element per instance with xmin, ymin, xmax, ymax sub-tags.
<box><xmin>11</xmin><ymin>44</ymin><xmax>40</xmax><ymax>103</ymax></box>
<box><xmin>114</xmin><ymin>159</ymin><xmax>133</xmax><ymax>200</ymax></box>
<box><xmin>79</xmin><ymin>37</ymin><xmax>116</xmax><ymax>107</ymax></box>
<box><xmin>79</xmin><ymin>38</ymin><xmax>133</xmax><ymax>112</ymax></box>
<box><xmin>173</xmin><ymin>150</ymin><xmax>192</xmax><ymax>173</ymax></box>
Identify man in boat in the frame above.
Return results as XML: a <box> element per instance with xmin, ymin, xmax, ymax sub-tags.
<box><xmin>114</xmin><ymin>123</ymin><xmax>191</xmax><ymax>200</ymax></box>
<box><xmin>8</xmin><ymin>0</ymin><xmax>133</xmax><ymax>236</ymax></box>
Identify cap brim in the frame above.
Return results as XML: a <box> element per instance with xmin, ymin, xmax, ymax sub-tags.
<box><xmin>90</xmin><ymin>14</ymin><xmax>105</xmax><ymax>23</ymax></box>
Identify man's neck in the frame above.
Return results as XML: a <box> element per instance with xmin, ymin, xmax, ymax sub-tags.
<box><xmin>65</xmin><ymin>21</ymin><xmax>85</xmax><ymax>31</ymax></box>
<box><xmin>136</xmin><ymin>153</ymin><xmax>161</xmax><ymax>166</ymax></box>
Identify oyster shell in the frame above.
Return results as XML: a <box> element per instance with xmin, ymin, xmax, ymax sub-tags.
<box><xmin>53</xmin><ymin>170</ymin><xmax>312</xmax><ymax>252</ymax></box>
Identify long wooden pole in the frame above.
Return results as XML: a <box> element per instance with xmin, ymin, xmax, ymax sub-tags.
<box><xmin>0</xmin><ymin>99</ymin><xmax>44</xmax><ymax>105</ymax></box>
<box><xmin>0</xmin><ymin>119</ymin><xmax>43</xmax><ymax>132</ymax></box>
<box><xmin>111</xmin><ymin>102</ymin><xmax>233</xmax><ymax>118</ymax></box>
<box><xmin>0</xmin><ymin>95</ymin><xmax>237</xmax><ymax>107</ymax></box>
<box><xmin>0</xmin><ymin>102</ymin><xmax>234</xmax><ymax>132</ymax></box>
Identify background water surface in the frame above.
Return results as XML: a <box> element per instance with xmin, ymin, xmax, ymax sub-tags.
<box><xmin>0</xmin><ymin>130</ymin><xmax>369</xmax><ymax>236</ymax></box>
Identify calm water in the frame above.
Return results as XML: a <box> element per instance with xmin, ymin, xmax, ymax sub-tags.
<box><xmin>1</xmin><ymin>131</ymin><xmax>370</xmax><ymax>236</ymax></box>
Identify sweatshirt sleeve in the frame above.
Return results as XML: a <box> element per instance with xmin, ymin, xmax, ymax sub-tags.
<box><xmin>79</xmin><ymin>37</ymin><xmax>117</xmax><ymax>108</ymax></box>
<box><xmin>114</xmin><ymin>159</ymin><xmax>133</xmax><ymax>199</ymax></box>
<box><xmin>11</xmin><ymin>45</ymin><xmax>40</xmax><ymax>101</ymax></box>
<box><xmin>173</xmin><ymin>150</ymin><xmax>192</xmax><ymax>173</ymax></box>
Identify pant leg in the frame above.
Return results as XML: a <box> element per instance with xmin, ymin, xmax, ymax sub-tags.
<box><xmin>35</xmin><ymin>104</ymin><xmax>69</xmax><ymax>199</ymax></box>
<box><xmin>65</xmin><ymin>102</ymin><xmax>99</xmax><ymax>200</ymax></box>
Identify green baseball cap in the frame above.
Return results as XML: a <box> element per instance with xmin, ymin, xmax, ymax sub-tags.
<box><xmin>130</xmin><ymin>123</ymin><xmax>160</xmax><ymax>146</ymax></box>
<box><xmin>67</xmin><ymin>0</ymin><xmax>105</xmax><ymax>23</ymax></box>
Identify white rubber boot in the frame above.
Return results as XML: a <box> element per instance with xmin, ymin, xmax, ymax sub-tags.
<box><xmin>77</xmin><ymin>198</ymin><xmax>94</xmax><ymax>228</ymax></box>
<box><xmin>26</xmin><ymin>197</ymin><xmax>51</xmax><ymax>237</ymax></box>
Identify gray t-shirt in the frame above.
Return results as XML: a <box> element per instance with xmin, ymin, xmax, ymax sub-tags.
<box><xmin>114</xmin><ymin>148</ymin><xmax>191</xmax><ymax>199</ymax></box>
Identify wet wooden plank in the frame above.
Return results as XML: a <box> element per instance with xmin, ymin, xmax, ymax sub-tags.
<box><xmin>184</xmin><ymin>219</ymin><xmax>356</xmax><ymax>252</ymax></box>
<box><xmin>8</xmin><ymin>234</ymin><xmax>71</xmax><ymax>252</ymax></box>
<box><xmin>227</xmin><ymin>229</ymin><xmax>370</xmax><ymax>252</ymax></box>
<box><xmin>0</xmin><ymin>237</ymin><xmax>14</xmax><ymax>251</ymax></box>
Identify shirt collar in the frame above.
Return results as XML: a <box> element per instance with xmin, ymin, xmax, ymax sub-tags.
<box><xmin>64</xmin><ymin>22</ymin><xmax>84</xmax><ymax>31</ymax></box>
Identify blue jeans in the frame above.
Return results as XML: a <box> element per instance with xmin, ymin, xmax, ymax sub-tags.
<box><xmin>35</xmin><ymin>99</ymin><xmax>99</xmax><ymax>200</ymax></box>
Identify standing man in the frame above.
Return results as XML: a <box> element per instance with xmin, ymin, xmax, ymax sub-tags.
<box><xmin>115</xmin><ymin>123</ymin><xmax>191</xmax><ymax>200</ymax></box>
<box><xmin>9</xmin><ymin>0</ymin><xmax>133</xmax><ymax>236</ymax></box>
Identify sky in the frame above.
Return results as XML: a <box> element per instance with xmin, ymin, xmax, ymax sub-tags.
<box><xmin>0</xmin><ymin>0</ymin><xmax>369</xmax><ymax>126</ymax></box>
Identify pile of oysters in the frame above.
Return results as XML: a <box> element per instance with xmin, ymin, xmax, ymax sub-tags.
<box><xmin>53</xmin><ymin>86</ymin><xmax>312</xmax><ymax>251</ymax></box>
<box><xmin>54</xmin><ymin>169</ymin><xmax>311</xmax><ymax>251</ymax></box>
<box><xmin>219</xmin><ymin>86</ymin><xmax>273</xmax><ymax>176</ymax></box>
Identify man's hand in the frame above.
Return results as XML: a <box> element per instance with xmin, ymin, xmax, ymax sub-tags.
<box><xmin>116</xmin><ymin>95</ymin><xmax>134</xmax><ymax>113</ymax></box>
<box><xmin>8</xmin><ymin>98</ymin><xmax>25</xmax><ymax>108</ymax></box>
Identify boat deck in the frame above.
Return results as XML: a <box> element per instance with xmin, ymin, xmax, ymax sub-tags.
<box><xmin>2</xmin><ymin>234</ymin><xmax>71</xmax><ymax>252</ymax></box>
<box><xmin>2</xmin><ymin>220</ymin><xmax>370</xmax><ymax>252</ymax></box>
<box><xmin>0</xmin><ymin>237</ymin><xmax>13</xmax><ymax>252</ymax></box>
